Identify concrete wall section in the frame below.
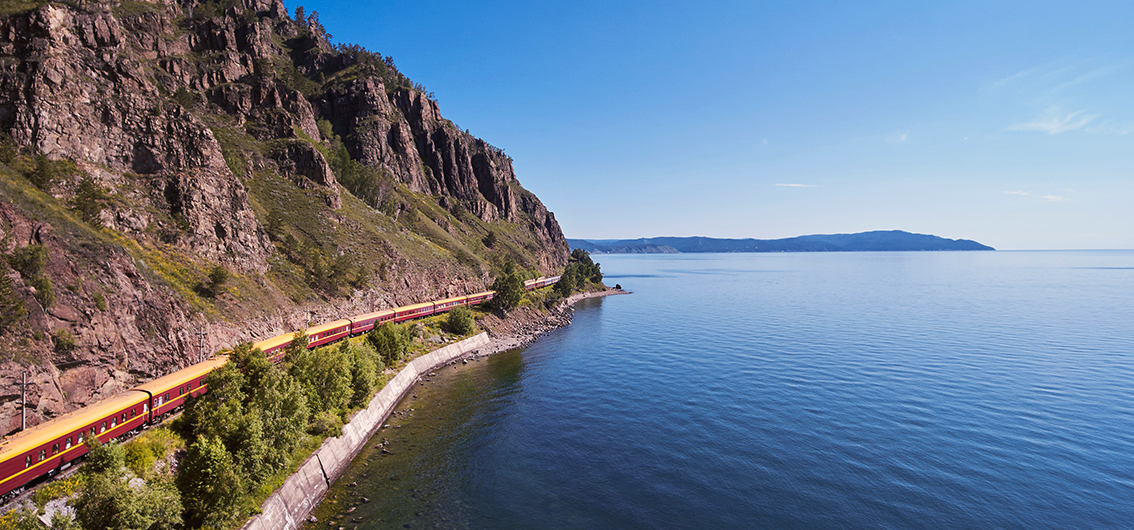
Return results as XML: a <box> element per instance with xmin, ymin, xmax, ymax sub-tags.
<box><xmin>242</xmin><ymin>332</ymin><xmax>492</xmax><ymax>530</ymax></box>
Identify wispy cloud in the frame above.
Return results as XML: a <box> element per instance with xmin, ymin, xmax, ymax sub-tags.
<box><xmin>1010</xmin><ymin>106</ymin><xmax>1099</xmax><ymax>134</ymax></box>
<box><xmin>1043</xmin><ymin>195</ymin><xmax>1070</xmax><ymax>202</ymax></box>
<box><xmin>775</xmin><ymin>183</ymin><xmax>816</xmax><ymax>188</ymax></box>
<box><xmin>885</xmin><ymin>131</ymin><xmax>909</xmax><ymax>143</ymax></box>
<box><xmin>1005</xmin><ymin>191</ymin><xmax>1030</xmax><ymax>196</ymax></box>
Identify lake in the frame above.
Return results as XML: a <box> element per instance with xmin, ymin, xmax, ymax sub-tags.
<box><xmin>304</xmin><ymin>251</ymin><xmax>1134</xmax><ymax>529</ymax></box>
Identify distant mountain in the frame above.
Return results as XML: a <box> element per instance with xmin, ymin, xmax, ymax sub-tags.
<box><xmin>568</xmin><ymin>231</ymin><xmax>994</xmax><ymax>254</ymax></box>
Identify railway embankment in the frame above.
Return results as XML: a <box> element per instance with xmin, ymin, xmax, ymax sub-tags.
<box><xmin>242</xmin><ymin>332</ymin><xmax>491</xmax><ymax>530</ymax></box>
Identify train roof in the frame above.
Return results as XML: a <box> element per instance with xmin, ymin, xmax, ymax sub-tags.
<box><xmin>254</xmin><ymin>332</ymin><xmax>295</xmax><ymax>352</ymax></box>
<box><xmin>306</xmin><ymin>319</ymin><xmax>352</xmax><ymax>335</ymax></box>
<box><xmin>467</xmin><ymin>290</ymin><xmax>494</xmax><ymax>297</ymax></box>
<box><xmin>351</xmin><ymin>309</ymin><xmax>396</xmax><ymax>321</ymax></box>
<box><xmin>133</xmin><ymin>356</ymin><xmax>230</xmax><ymax>395</ymax></box>
<box><xmin>0</xmin><ymin>390</ymin><xmax>147</xmax><ymax>458</ymax></box>
<box><xmin>434</xmin><ymin>296</ymin><xmax>467</xmax><ymax>305</ymax></box>
<box><xmin>397</xmin><ymin>301</ymin><xmax>434</xmax><ymax>312</ymax></box>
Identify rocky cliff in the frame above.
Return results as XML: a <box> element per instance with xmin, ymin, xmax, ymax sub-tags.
<box><xmin>0</xmin><ymin>0</ymin><xmax>567</xmax><ymax>434</ymax></box>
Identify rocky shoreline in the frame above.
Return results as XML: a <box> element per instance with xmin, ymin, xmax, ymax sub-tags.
<box><xmin>475</xmin><ymin>288</ymin><xmax>629</xmax><ymax>357</ymax></box>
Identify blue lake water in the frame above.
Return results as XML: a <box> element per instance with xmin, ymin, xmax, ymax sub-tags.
<box><xmin>307</xmin><ymin>251</ymin><xmax>1134</xmax><ymax>529</ymax></box>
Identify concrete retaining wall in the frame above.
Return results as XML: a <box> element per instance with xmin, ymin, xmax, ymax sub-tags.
<box><xmin>242</xmin><ymin>332</ymin><xmax>492</xmax><ymax>530</ymax></box>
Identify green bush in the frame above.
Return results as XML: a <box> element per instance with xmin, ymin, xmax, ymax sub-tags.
<box><xmin>30</xmin><ymin>275</ymin><xmax>53</xmax><ymax>307</ymax></box>
<box><xmin>0</xmin><ymin>267</ymin><xmax>26</xmax><ymax>332</ymax></box>
<box><xmin>92</xmin><ymin>291</ymin><xmax>106</xmax><ymax>311</ymax></box>
<box><xmin>70</xmin><ymin>177</ymin><xmax>110</xmax><ymax>226</ymax></box>
<box><xmin>52</xmin><ymin>329</ymin><xmax>75</xmax><ymax>353</ymax></box>
<box><xmin>7</xmin><ymin>243</ymin><xmax>47</xmax><ymax>279</ymax></box>
<box><xmin>26</xmin><ymin>154</ymin><xmax>78</xmax><ymax>190</ymax></box>
<box><xmin>445</xmin><ymin>305</ymin><xmax>476</xmax><ymax>335</ymax></box>
<box><xmin>308</xmin><ymin>409</ymin><xmax>342</xmax><ymax>437</ymax></box>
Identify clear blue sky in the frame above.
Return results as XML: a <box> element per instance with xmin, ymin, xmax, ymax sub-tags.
<box><xmin>290</xmin><ymin>1</ymin><xmax>1134</xmax><ymax>250</ymax></box>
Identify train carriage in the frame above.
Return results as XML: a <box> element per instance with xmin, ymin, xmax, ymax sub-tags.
<box><xmin>0</xmin><ymin>390</ymin><xmax>149</xmax><ymax>501</ymax></box>
<box><xmin>349</xmin><ymin>309</ymin><xmax>396</xmax><ymax>335</ymax></box>
<box><xmin>467</xmin><ymin>291</ymin><xmax>494</xmax><ymax>306</ymax></box>
<box><xmin>305</xmin><ymin>319</ymin><xmax>352</xmax><ymax>349</ymax></box>
<box><xmin>133</xmin><ymin>356</ymin><xmax>229</xmax><ymax>422</ymax></box>
<box><xmin>432</xmin><ymin>296</ymin><xmax>469</xmax><ymax>313</ymax></box>
<box><xmin>394</xmin><ymin>301</ymin><xmax>435</xmax><ymax>322</ymax></box>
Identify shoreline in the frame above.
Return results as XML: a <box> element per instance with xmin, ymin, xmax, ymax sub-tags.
<box><xmin>244</xmin><ymin>287</ymin><xmax>628</xmax><ymax>530</ymax></box>
<box><xmin>475</xmin><ymin>287</ymin><xmax>630</xmax><ymax>356</ymax></box>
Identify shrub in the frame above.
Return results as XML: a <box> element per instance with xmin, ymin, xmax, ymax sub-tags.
<box><xmin>82</xmin><ymin>437</ymin><xmax>124</xmax><ymax>477</ymax></box>
<box><xmin>445</xmin><ymin>306</ymin><xmax>476</xmax><ymax>335</ymax></box>
<box><xmin>70</xmin><ymin>177</ymin><xmax>110</xmax><ymax>226</ymax></box>
<box><xmin>0</xmin><ymin>267</ymin><xmax>26</xmax><ymax>333</ymax></box>
<box><xmin>207</xmin><ymin>264</ymin><xmax>229</xmax><ymax>291</ymax></box>
<box><xmin>92</xmin><ymin>291</ymin><xmax>106</xmax><ymax>311</ymax></box>
<box><xmin>7</xmin><ymin>243</ymin><xmax>47</xmax><ymax>279</ymax></box>
<box><xmin>52</xmin><ymin>329</ymin><xmax>75</xmax><ymax>353</ymax></box>
<box><xmin>308</xmin><ymin>409</ymin><xmax>342</xmax><ymax>437</ymax></box>
<box><xmin>26</xmin><ymin>154</ymin><xmax>78</xmax><ymax>190</ymax></box>
<box><xmin>30</xmin><ymin>275</ymin><xmax>53</xmax><ymax>307</ymax></box>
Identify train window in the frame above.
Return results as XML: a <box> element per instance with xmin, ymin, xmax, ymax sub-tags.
<box><xmin>65</xmin><ymin>437</ymin><xmax>72</xmax><ymax>450</ymax></box>
<box><xmin>99</xmin><ymin>422</ymin><xmax>106</xmax><ymax>433</ymax></box>
<box><xmin>179</xmin><ymin>387</ymin><xmax>184</xmax><ymax>396</ymax></box>
<box><xmin>25</xmin><ymin>455</ymin><xmax>30</xmax><ymax>468</ymax></box>
<box><xmin>89</xmin><ymin>427</ymin><xmax>96</xmax><ymax>438</ymax></box>
<box><xmin>38</xmin><ymin>450</ymin><xmax>45</xmax><ymax>462</ymax></box>
<box><xmin>165</xmin><ymin>393</ymin><xmax>170</xmax><ymax>402</ymax></box>
<box><xmin>121</xmin><ymin>413</ymin><xmax>127</xmax><ymax>423</ymax></box>
<box><xmin>111</xmin><ymin>418</ymin><xmax>116</xmax><ymax>428</ymax></box>
<box><xmin>200</xmin><ymin>377</ymin><xmax>206</xmax><ymax>386</ymax></box>
<box><xmin>52</xmin><ymin>443</ymin><xmax>59</xmax><ymax>455</ymax></box>
<box><xmin>77</xmin><ymin>432</ymin><xmax>84</xmax><ymax>444</ymax></box>
<box><xmin>130</xmin><ymin>409</ymin><xmax>135</xmax><ymax>419</ymax></box>
<box><xmin>143</xmin><ymin>403</ymin><xmax>148</xmax><ymax>413</ymax></box>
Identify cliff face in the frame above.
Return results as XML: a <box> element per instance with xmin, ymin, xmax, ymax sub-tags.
<box><xmin>0</xmin><ymin>0</ymin><xmax>567</xmax><ymax>433</ymax></box>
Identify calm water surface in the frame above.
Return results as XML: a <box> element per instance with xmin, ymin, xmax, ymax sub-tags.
<box><xmin>305</xmin><ymin>251</ymin><xmax>1134</xmax><ymax>529</ymax></box>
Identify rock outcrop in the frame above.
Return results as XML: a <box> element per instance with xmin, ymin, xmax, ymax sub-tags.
<box><xmin>0</xmin><ymin>0</ymin><xmax>567</xmax><ymax>433</ymax></box>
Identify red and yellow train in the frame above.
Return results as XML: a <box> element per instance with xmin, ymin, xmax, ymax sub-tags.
<box><xmin>0</xmin><ymin>276</ymin><xmax>559</xmax><ymax>503</ymax></box>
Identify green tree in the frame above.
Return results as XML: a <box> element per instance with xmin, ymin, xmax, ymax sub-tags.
<box><xmin>289</xmin><ymin>344</ymin><xmax>351</xmax><ymax>417</ymax></box>
<box><xmin>283</xmin><ymin>330</ymin><xmax>309</xmax><ymax>364</ymax></box>
<box><xmin>445</xmin><ymin>305</ymin><xmax>476</xmax><ymax>335</ymax></box>
<box><xmin>366</xmin><ymin>323</ymin><xmax>411</xmax><ymax>367</ymax></box>
<box><xmin>202</xmin><ymin>264</ymin><xmax>230</xmax><ymax>297</ymax></box>
<box><xmin>7</xmin><ymin>244</ymin><xmax>47</xmax><ymax>279</ymax></box>
<box><xmin>70</xmin><ymin>177</ymin><xmax>110</xmax><ymax>226</ymax></box>
<box><xmin>0</xmin><ymin>133</ymin><xmax>17</xmax><ymax>165</ymax></box>
<box><xmin>490</xmin><ymin>261</ymin><xmax>524</xmax><ymax>310</ymax></box>
<box><xmin>346</xmin><ymin>341</ymin><xmax>381</xmax><ymax>407</ymax></box>
<box><xmin>0</xmin><ymin>264</ymin><xmax>26</xmax><ymax>333</ymax></box>
<box><xmin>176</xmin><ymin>436</ymin><xmax>243</xmax><ymax>529</ymax></box>
<box><xmin>555</xmin><ymin>249</ymin><xmax>603</xmax><ymax>296</ymax></box>
<box><xmin>176</xmin><ymin>343</ymin><xmax>308</xmax><ymax>496</ymax></box>
<box><xmin>74</xmin><ymin>438</ymin><xmax>182</xmax><ymax>530</ymax></box>
<box><xmin>27</xmin><ymin>154</ymin><xmax>78</xmax><ymax>190</ymax></box>
<box><xmin>82</xmin><ymin>437</ymin><xmax>124</xmax><ymax>477</ymax></box>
